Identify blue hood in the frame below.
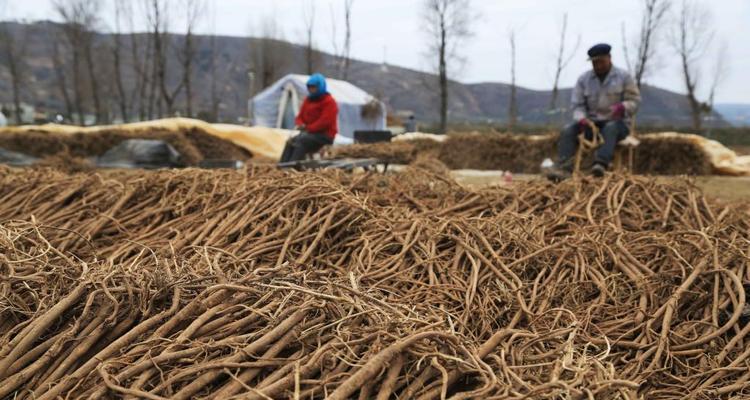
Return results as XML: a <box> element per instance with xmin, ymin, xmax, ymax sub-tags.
<box><xmin>306</xmin><ymin>73</ymin><xmax>328</xmax><ymax>100</ymax></box>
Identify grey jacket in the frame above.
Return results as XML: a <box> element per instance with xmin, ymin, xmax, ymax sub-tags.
<box><xmin>571</xmin><ymin>66</ymin><xmax>641</xmax><ymax>124</ymax></box>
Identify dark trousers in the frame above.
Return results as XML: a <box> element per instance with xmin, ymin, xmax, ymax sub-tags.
<box><xmin>558</xmin><ymin>120</ymin><xmax>629</xmax><ymax>168</ymax></box>
<box><xmin>280</xmin><ymin>132</ymin><xmax>333</xmax><ymax>163</ymax></box>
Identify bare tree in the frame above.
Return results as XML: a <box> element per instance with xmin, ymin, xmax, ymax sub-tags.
<box><xmin>508</xmin><ymin>29</ymin><xmax>518</xmax><ymax>130</ymax></box>
<box><xmin>670</xmin><ymin>0</ymin><xmax>715</xmax><ymax>130</ymax></box>
<box><xmin>145</xmin><ymin>0</ymin><xmax>184</xmax><ymax>117</ymax></box>
<box><xmin>178</xmin><ymin>0</ymin><xmax>205</xmax><ymax>118</ymax></box>
<box><xmin>208</xmin><ymin>10</ymin><xmax>220</xmax><ymax>122</ymax></box>
<box><xmin>624</xmin><ymin>0</ymin><xmax>671</xmax><ymax>88</ymax></box>
<box><xmin>252</xmin><ymin>16</ymin><xmax>292</xmax><ymax>90</ymax></box>
<box><xmin>706</xmin><ymin>42</ymin><xmax>728</xmax><ymax>115</ymax></box>
<box><xmin>51</xmin><ymin>35</ymin><xmax>75</xmax><ymax>122</ymax></box>
<box><xmin>118</xmin><ymin>1</ymin><xmax>150</xmax><ymax>121</ymax></box>
<box><xmin>329</xmin><ymin>0</ymin><xmax>355</xmax><ymax>79</ymax></box>
<box><xmin>422</xmin><ymin>0</ymin><xmax>473</xmax><ymax>134</ymax></box>
<box><xmin>54</xmin><ymin>0</ymin><xmax>104</xmax><ymax>124</ymax></box>
<box><xmin>341</xmin><ymin>0</ymin><xmax>354</xmax><ymax>80</ymax></box>
<box><xmin>111</xmin><ymin>0</ymin><xmax>130</xmax><ymax>122</ymax></box>
<box><xmin>549</xmin><ymin>13</ymin><xmax>580</xmax><ymax>117</ymax></box>
<box><xmin>0</xmin><ymin>22</ymin><xmax>31</xmax><ymax>124</ymax></box>
<box><xmin>302</xmin><ymin>0</ymin><xmax>317</xmax><ymax>74</ymax></box>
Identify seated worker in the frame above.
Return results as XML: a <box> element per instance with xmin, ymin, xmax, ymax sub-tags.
<box><xmin>548</xmin><ymin>43</ymin><xmax>641</xmax><ymax>180</ymax></box>
<box><xmin>280</xmin><ymin>73</ymin><xmax>339</xmax><ymax>163</ymax></box>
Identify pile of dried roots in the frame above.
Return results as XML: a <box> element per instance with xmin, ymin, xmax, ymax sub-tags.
<box><xmin>0</xmin><ymin>126</ymin><xmax>252</xmax><ymax>166</ymax></box>
<box><xmin>0</xmin><ymin>166</ymin><xmax>748</xmax><ymax>399</ymax></box>
<box><xmin>332</xmin><ymin>133</ymin><xmax>716</xmax><ymax>175</ymax></box>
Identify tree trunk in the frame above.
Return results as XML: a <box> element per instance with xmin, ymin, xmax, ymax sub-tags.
<box><xmin>71</xmin><ymin>48</ymin><xmax>85</xmax><ymax>125</ymax></box>
<box><xmin>184</xmin><ymin>34</ymin><xmax>194</xmax><ymax>117</ymax></box>
<box><xmin>1</xmin><ymin>33</ymin><xmax>24</xmax><ymax>124</ymax></box>
<box><xmin>113</xmin><ymin>33</ymin><xmax>129</xmax><ymax>122</ymax></box>
<box><xmin>52</xmin><ymin>39</ymin><xmax>74</xmax><ymax>122</ymax></box>
<box><xmin>438</xmin><ymin>19</ymin><xmax>448</xmax><ymax>134</ymax></box>
<box><xmin>508</xmin><ymin>32</ymin><xmax>517</xmax><ymax>130</ymax></box>
<box><xmin>83</xmin><ymin>37</ymin><xmax>104</xmax><ymax>124</ymax></box>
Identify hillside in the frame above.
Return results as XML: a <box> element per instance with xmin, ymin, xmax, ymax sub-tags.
<box><xmin>0</xmin><ymin>21</ymin><xmax>724</xmax><ymax>127</ymax></box>
<box><xmin>715</xmin><ymin>104</ymin><xmax>750</xmax><ymax>127</ymax></box>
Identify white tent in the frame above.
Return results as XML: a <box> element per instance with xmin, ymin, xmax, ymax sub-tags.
<box><xmin>0</xmin><ymin>111</ymin><xmax>6</xmax><ymax>127</ymax></box>
<box><xmin>251</xmin><ymin>74</ymin><xmax>386</xmax><ymax>144</ymax></box>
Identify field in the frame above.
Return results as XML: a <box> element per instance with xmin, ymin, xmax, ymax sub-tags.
<box><xmin>1</xmin><ymin>162</ymin><xmax>749</xmax><ymax>399</ymax></box>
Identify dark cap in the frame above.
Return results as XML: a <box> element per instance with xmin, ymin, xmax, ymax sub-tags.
<box><xmin>587</xmin><ymin>43</ymin><xmax>612</xmax><ymax>60</ymax></box>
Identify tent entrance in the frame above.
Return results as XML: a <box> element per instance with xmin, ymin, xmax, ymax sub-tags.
<box><xmin>276</xmin><ymin>83</ymin><xmax>301</xmax><ymax>130</ymax></box>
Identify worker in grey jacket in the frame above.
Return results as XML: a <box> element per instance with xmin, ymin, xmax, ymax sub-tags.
<box><xmin>550</xmin><ymin>43</ymin><xmax>641</xmax><ymax>179</ymax></box>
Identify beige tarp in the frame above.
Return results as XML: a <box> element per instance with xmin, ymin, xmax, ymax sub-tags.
<box><xmin>3</xmin><ymin>118</ymin><xmax>293</xmax><ymax>160</ymax></box>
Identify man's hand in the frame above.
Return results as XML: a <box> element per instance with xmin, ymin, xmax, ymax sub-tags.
<box><xmin>610</xmin><ymin>103</ymin><xmax>626</xmax><ymax>120</ymax></box>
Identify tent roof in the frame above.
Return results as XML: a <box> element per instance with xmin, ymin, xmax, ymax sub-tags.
<box><xmin>253</xmin><ymin>74</ymin><xmax>376</xmax><ymax>106</ymax></box>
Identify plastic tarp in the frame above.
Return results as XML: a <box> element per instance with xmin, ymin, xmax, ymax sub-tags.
<box><xmin>0</xmin><ymin>112</ymin><xmax>6</xmax><ymax>127</ymax></box>
<box><xmin>647</xmin><ymin>132</ymin><xmax>750</xmax><ymax>177</ymax></box>
<box><xmin>252</xmin><ymin>74</ymin><xmax>386</xmax><ymax>144</ymax></box>
<box><xmin>0</xmin><ymin>147</ymin><xmax>38</xmax><ymax>166</ymax></box>
<box><xmin>96</xmin><ymin>139</ymin><xmax>182</xmax><ymax>169</ymax></box>
<box><xmin>1</xmin><ymin>118</ymin><xmax>293</xmax><ymax>160</ymax></box>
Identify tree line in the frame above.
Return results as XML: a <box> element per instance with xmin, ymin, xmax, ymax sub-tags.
<box><xmin>424</xmin><ymin>0</ymin><xmax>726</xmax><ymax>133</ymax></box>
<box><xmin>0</xmin><ymin>0</ymin><xmax>727</xmax><ymax>132</ymax></box>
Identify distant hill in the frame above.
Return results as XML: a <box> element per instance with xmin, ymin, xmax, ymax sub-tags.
<box><xmin>0</xmin><ymin>21</ymin><xmax>726</xmax><ymax>128</ymax></box>
<box><xmin>715</xmin><ymin>104</ymin><xmax>750</xmax><ymax>127</ymax></box>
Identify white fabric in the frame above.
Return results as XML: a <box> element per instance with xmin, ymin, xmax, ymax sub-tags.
<box><xmin>252</xmin><ymin>74</ymin><xmax>386</xmax><ymax>140</ymax></box>
<box><xmin>0</xmin><ymin>112</ymin><xmax>6</xmax><ymax>127</ymax></box>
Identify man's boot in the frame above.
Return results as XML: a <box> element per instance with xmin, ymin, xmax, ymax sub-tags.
<box><xmin>545</xmin><ymin>159</ymin><xmax>573</xmax><ymax>182</ymax></box>
<box><xmin>591</xmin><ymin>162</ymin><xmax>607</xmax><ymax>178</ymax></box>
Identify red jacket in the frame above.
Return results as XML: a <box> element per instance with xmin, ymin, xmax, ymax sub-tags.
<box><xmin>295</xmin><ymin>93</ymin><xmax>339</xmax><ymax>140</ymax></box>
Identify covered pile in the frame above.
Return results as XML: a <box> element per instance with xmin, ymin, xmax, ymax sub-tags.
<box><xmin>0</xmin><ymin>125</ymin><xmax>251</xmax><ymax>167</ymax></box>
<box><xmin>333</xmin><ymin>132</ymin><xmax>748</xmax><ymax>175</ymax></box>
<box><xmin>0</xmin><ymin>166</ymin><xmax>749</xmax><ymax>399</ymax></box>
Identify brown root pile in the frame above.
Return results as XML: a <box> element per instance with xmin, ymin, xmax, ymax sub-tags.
<box><xmin>0</xmin><ymin>126</ymin><xmax>252</xmax><ymax>166</ymax></box>
<box><xmin>330</xmin><ymin>138</ymin><xmax>441</xmax><ymax>164</ymax></box>
<box><xmin>0</xmin><ymin>166</ymin><xmax>749</xmax><ymax>399</ymax></box>
<box><xmin>333</xmin><ymin>133</ymin><xmax>716</xmax><ymax>175</ymax></box>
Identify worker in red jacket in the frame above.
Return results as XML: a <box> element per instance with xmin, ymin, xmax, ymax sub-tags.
<box><xmin>280</xmin><ymin>73</ymin><xmax>339</xmax><ymax>163</ymax></box>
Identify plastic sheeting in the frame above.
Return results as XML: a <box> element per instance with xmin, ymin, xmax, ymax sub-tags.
<box><xmin>97</xmin><ymin>139</ymin><xmax>182</xmax><ymax>169</ymax></box>
<box><xmin>0</xmin><ymin>112</ymin><xmax>6</xmax><ymax>127</ymax></box>
<box><xmin>252</xmin><ymin>74</ymin><xmax>386</xmax><ymax>143</ymax></box>
<box><xmin>0</xmin><ymin>147</ymin><xmax>38</xmax><ymax>166</ymax></box>
<box><xmin>0</xmin><ymin>118</ymin><xmax>293</xmax><ymax>160</ymax></box>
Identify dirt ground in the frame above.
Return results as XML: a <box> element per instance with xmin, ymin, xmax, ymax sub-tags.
<box><xmin>730</xmin><ymin>145</ymin><xmax>750</xmax><ymax>155</ymax></box>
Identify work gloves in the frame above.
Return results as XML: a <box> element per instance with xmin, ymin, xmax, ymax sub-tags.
<box><xmin>610</xmin><ymin>103</ymin><xmax>626</xmax><ymax>120</ymax></box>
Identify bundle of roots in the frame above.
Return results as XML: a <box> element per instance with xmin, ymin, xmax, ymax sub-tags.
<box><xmin>0</xmin><ymin>166</ymin><xmax>748</xmax><ymax>399</ymax></box>
<box><xmin>332</xmin><ymin>133</ymin><xmax>716</xmax><ymax>175</ymax></box>
<box><xmin>0</xmin><ymin>126</ymin><xmax>252</xmax><ymax>166</ymax></box>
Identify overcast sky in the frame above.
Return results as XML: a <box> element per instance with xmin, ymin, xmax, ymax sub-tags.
<box><xmin>3</xmin><ymin>0</ymin><xmax>749</xmax><ymax>103</ymax></box>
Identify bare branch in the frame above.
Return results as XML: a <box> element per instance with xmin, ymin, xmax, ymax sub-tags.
<box><xmin>670</xmin><ymin>0</ymin><xmax>715</xmax><ymax>131</ymax></box>
<box><xmin>549</xmin><ymin>13</ymin><xmax>580</xmax><ymax>117</ymax></box>
<box><xmin>0</xmin><ymin>20</ymin><xmax>31</xmax><ymax>124</ymax></box>
<box><xmin>302</xmin><ymin>0</ymin><xmax>317</xmax><ymax>74</ymax></box>
<box><xmin>342</xmin><ymin>0</ymin><xmax>354</xmax><ymax>80</ymax></box>
<box><xmin>53</xmin><ymin>0</ymin><xmax>104</xmax><ymax>124</ymax></box>
<box><xmin>422</xmin><ymin>0</ymin><xmax>474</xmax><ymax>134</ymax></box>
<box><xmin>508</xmin><ymin>29</ymin><xmax>517</xmax><ymax>130</ymax></box>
